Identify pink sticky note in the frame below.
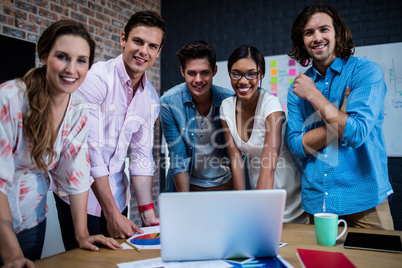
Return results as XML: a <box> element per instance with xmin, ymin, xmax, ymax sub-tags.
<box><xmin>271</xmin><ymin>84</ymin><xmax>278</xmax><ymax>91</ymax></box>
<box><xmin>289</xmin><ymin>68</ymin><xmax>297</xmax><ymax>76</ymax></box>
<box><xmin>289</xmin><ymin>59</ymin><xmax>296</xmax><ymax>66</ymax></box>
<box><xmin>282</xmin><ymin>103</ymin><xmax>287</xmax><ymax>111</ymax></box>
<box><xmin>272</xmin><ymin>92</ymin><xmax>278</xmax><ymax>97</ymax></box>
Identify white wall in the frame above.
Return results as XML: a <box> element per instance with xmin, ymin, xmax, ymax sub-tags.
<box><xmin>41</xmin><ymin>191</ymin><xmax>65</xmax><ymax>258</ymax></box>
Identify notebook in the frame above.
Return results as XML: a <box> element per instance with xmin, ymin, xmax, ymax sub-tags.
<box><xmin>159</xmin><ymin>189</ymin><xmax>286</xmax><ymax>262</ymax></box>
<box><xmin>296</xmin><ymin>248</ymin><xmax>356</xmax><ymax>268</ymax></box>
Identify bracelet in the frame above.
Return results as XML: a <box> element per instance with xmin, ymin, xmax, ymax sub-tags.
<box><xmin>138</xmin><ymin>203</ymin><xmax>154</xmax><ymax>212</ymax></box>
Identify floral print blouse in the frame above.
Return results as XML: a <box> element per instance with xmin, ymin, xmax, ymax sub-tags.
<box><xmin>0</xmin><ymin>80</ymin><xmax>92</xmax><ymax>233</ymax></box>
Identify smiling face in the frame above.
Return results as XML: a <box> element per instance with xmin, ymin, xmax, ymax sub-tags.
<box><xmin>230</xmin><ymin>57</ymin><xmax>262</xmax><ymax>101</ymax></box>
<box><xmin>303</xmin><ymin>12</ymin><xmax>337</xmax><ymax>73</ymax></box>
<box><xmin>41</xmin><ymin>34</ymin><xmax>90</xmax><ymax>99</ymax></box>
<box><xmin>181</xmin><ymin>58</ymin><xmax>217</xmax><ymax>102</ymax></box>
<box><xmin>121</xmin><ymin>25</ymin><xmax>163</xmax><ymax>82</ymax></box>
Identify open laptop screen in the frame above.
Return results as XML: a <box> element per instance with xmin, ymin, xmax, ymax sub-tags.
<box><xmin>159</xmin><ymin>189</ymin><xmax>286</xmax><ymax>262</ymax></box>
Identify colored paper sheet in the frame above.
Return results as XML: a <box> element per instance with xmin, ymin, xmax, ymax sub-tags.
<box><xmin>130</xmin><ymin>233</ymin><xmax>160</xmax><ymax>246</ymax></box>
<box><xmin>226</xmin><ymin>255</ymin><xmax>292</xmax><ymax>268</ymax></box>
<box><xmin>271</xmin><ymin>84</ymin><xmax>278</xmax><ymax>91</ymax></box>
<box><xmin>271</xmin><ymin>68</ymin><xmax>278</xmax><ymax>76</ymax></box>
<box><xmin>289</xmin><ymin>78</ymin><xmax>294</xmax><ymax>86</ymax></box>
<box><xmin>288</xmin><ymin>59</ymin><xmax>296</xmax><ymax>66</ymax></box>
<box><xmin>122</xmin><ymin>226</ymin><xmax>161</xmax><ymax>250</ymax></box>
<box><xmin>272</xmin><ymin>92</ymin><xmax>278</xmax><ymax>97</ymax></box>
<box><xmin>270</xmin><ymin>60</ymin><xmax>277</xmax><ymax>67</ymax></box>
<box><xmin>288</xmin><ymin>68</ymin><xmax>296</xmax><ymax>76</ymax></box>
<box><xmin>271</xmin><ymin>77</ymin><xmax>278</xmax><ymax>84</ymax></box>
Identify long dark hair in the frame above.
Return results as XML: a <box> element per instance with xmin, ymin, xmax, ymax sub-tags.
<box><xmin>288</xmin><ymin>4</ymin><xmax>354</xmax><ymax>67</ymax></box>
<box><xmin>22</xmin><ymin>20</ymin><xmax>95</xmax><ymax>174</ymax></box>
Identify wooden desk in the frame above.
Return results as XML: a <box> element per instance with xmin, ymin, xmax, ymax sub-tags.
<box><xmin>35</xmin><ymin>223</ymin><xmax>402</xmax><ymax>267</ymax></box>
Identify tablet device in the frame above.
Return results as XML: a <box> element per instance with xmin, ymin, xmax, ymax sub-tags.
<box><xmin>344</xmin><ymin>232</ymin><xmax>402</xmax><ymax>253</ymax></box>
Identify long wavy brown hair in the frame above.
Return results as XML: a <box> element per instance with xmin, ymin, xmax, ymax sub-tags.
<box><xmin>21</xmin><ymin>20</ymin><xmax>95</xmax><ymax>174</ymax></box>
<box><xmin>288</xmin><ymin>4</ymin><xmax>355</xmax><ymax>67</ymax></box>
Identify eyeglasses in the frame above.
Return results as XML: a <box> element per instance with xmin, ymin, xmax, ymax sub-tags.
<box><xmin>228</xmin><ymin>71</ymin><xmax>259</xmax><ymax>80</ymax></box>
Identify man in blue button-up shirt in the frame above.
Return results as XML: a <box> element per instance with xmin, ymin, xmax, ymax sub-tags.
<box><xmin>160</xmin><ymin>41</ymin><xmax>233</xmax><ymax>192</ymax></box>
<box><xmin>285</xmin><ymin>4</ymin><xmax>394</xmax><ymax>229</ymax></box>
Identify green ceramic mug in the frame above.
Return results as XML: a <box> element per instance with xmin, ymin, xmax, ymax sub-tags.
<box><xmin>314</xmin><ymin>213</ymin><xmax>347</xmax><ymax>246</ymax></box>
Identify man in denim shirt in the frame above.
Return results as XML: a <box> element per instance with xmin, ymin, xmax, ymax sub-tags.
<box><xmin>285</xmin><ymin>4</ymin><xmax>394</xmax><ymax>229</ymax></box>
<box><xmin>160</xmin><ymin>41</ymin><xmax>233</xmax><ymax>192</ymax></box>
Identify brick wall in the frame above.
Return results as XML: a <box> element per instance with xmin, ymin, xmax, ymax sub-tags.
<box><xmin>0</xmin><ymin>0</ymin><xmax>162</xmax><ymax>225</ymax></box>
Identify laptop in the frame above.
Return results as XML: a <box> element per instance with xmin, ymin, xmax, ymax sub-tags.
<box><xmin>159</xmin><ymin>189</ymin><xmax>286</xmax><ymax>262</ymax></box>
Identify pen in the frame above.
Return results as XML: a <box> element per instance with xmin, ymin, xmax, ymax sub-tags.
<box><xmin>124</xmin><ymin>241</ymin><xmax>141</xmax><ymax>252</ymax></box>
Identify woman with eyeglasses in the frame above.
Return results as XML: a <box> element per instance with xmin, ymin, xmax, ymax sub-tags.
<box><xmin>220</xmin><ymin>45</ymin><xmax>307</xmax><ymax>223</ymax></box>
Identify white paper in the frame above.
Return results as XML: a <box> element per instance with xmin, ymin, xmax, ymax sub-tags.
<box><xmin>117</xmin><ymin>257</ymin><xmax>233</xmax><ymax>268</ymax></box>
<box><xmin>280</xmin><ymin>242</ymin><xmax>288</xmax><ymax>248</ymax></box>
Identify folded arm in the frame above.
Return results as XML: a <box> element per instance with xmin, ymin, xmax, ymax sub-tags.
<box><xmin>288</xmin><ymin>72</ymin><xmax>352</xmax><ymax>156</ymax></box>
<box><xmin>301</xmin><ymin>88</ymin><xmax>349</xmax><ymax>155</ymax></box>
<box><xmin>292</xmin><ymin>72</ymin><xmax>348</xmax><ymax>142</ymax></box>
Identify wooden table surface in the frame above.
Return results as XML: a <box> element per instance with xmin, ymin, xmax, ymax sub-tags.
<box><xmin>35</xmin><ymin>223</ymin><xmax>402</xmax><ymax>267</ymax></box>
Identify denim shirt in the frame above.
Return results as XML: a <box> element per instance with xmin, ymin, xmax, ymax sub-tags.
<box><xmin>285</xmin><ymin>57</ymin><xmax>393</xmax><ymax>215</ymax></box>
<box><xmin>160</xmin><ymin>82</ymin><xmax>234</xmax><ymax>192</ymax></box>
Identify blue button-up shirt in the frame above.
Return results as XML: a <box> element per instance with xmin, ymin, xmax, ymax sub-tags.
<box><xmin>286</xmin><ymin>57</ymin><xmax>393</xmax><ymax>216</ymax></box>
<box><xmin>160</xmin><ymin>82</ymin><xmax>234</xmax><ymax>192</ymax></box>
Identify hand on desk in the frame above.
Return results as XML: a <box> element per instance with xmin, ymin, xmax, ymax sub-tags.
<box><xmin>2</xmin><ymin>256</ymin><xmax>34</xmax><ymax>268</ymax></box>
<box><xmin>140</xmin><ymin>209</ymin><xmax>160</xmax><ymax>227</ymax></box>
<box><xmin>76</xmin><ymin>234</ymin><xmax>122</xmax><ymax>251</ymax></box>
<box><xmin>106</xmin><ymin>213</ymin><xmax>143</xmax><ymax>239</ymax></box>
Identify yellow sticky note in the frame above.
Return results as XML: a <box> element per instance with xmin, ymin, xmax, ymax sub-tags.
<box><xmin>271</xmin><ymin>69</ymin><xmax>278</xmax><ymax>76</ymax></box>
<box><xmin>270</xmin><ymin>60</ymin><xmax>277</xmax><ymax>67</ymax></box>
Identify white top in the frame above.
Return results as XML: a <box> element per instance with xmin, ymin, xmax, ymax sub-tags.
<box><xmin>220</xmin><ymin>89</ymin><xmax>306</xmax><ymax>223</ymax></box>
<box><xmin>0</xmin><ymin>80</ymin><xmax>92</xmax><ymax>233</ymax></box>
